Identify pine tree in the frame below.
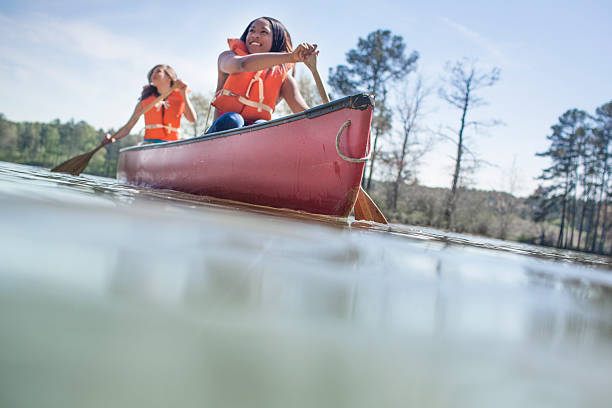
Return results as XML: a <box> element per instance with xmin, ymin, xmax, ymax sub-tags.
<box><xmin>328</xmin><ymin>29</ymin><xmax>418</xmax><ymax>191</ymax></box>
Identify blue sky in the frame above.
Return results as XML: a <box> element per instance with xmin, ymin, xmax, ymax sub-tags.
<box><xmin>1</xmin><ymin>0</ymin><xmax>611</xmax><ymax>196</ymax></box>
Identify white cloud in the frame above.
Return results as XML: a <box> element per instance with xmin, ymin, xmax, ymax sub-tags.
<box><xmin>0</xmin><ymin>13</ymin><xmax>180</xmax><ymax>67</ymax></box>
<box><xmin>0</xmin><ymin>12</ymin><xmax>217</xmax><ymax>129</ymax></box>
<box><xmin>438</xmin><ymin>16</ymin><xmax>524</xmax><ymax>69</ymax></box>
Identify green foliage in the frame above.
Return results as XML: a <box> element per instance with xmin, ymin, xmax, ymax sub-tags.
<box><xmin>534</xmin><ymin>101</ymin><xmax>611</xmax><ymax>253</ymax></box>
<box><xmin>0</xmin><ymin>114</ymin><xmax>139</xmax><ymax>178</ymax></box>
<box><xmin>328</xmin><ymin>29</ymin><xmax>418</xmax><ymax>97</ymax></box>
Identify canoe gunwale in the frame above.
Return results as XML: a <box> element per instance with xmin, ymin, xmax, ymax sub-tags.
<box><xmin>119</xmin><ymin>93</ymin><xmax>375</xmax><ymax>154</ymax></box>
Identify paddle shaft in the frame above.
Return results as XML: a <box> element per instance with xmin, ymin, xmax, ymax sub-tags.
<box><xmin>306</xmin><ymin>61</ymin><xmax>388</xmax><ymax>224</ymax></box>
<box><xmin>307</xmin><ymin>64</ymin><xmax>330</xmax><ymax>104</ymax></box>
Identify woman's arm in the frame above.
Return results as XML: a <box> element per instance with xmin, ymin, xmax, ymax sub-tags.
<box><xmin>219</xmin><ymin>50</ymin><xmax>292</xmax><ymax>74</ymax></box>
<box><xmin>279</xmin><ymin>75</ymin><xmax>309</xmax><ymax>113</ymax></box>
<box><xmin>218</xmin><ymin>43</ymin><xmax>318</xmax><ymax>74</ymax></box>
<box><xmin>101</xmin><ymin>102</ymin><xmax>142</xmax><ymax>145</ymax></box>
<box><xmin>177</xmin><ymin>79</ymin><xmax>197</xmax><ymax>123</ymax></box>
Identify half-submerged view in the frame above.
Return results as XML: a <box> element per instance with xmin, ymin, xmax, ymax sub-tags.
<box><xmin>1</xmin><ymin>6</ymin><xmax>611</xmax><ymax>408</ymax></box>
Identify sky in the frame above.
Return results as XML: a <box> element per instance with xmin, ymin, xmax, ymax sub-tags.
<box><xmin>1</xmin><ymin>0</ymin><xmax>611</xmax><ymax>197</ymax></box>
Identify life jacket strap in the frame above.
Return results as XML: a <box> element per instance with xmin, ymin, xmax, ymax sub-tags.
<box><xmin>245</xmin><ymin>71</ymin><xmax>265</xmax><ymax>112</ymax></box>
<box><xmin>215</xmin><ymin>89</ymin><xmax>273</xmax><ymax>114</ymax></box>
<box><xmin>144</xmin><ymin>124</ymin><xmax>181</xmax><ymax>134</ymax></box>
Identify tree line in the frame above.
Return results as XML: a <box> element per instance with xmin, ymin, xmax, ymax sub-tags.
<box><xmin>530</xmin><ymin>102</ymin><xmax>611</xmax><ymax>254</ymax></box>
<box><xmin>0</xmin><ymin>114</ymin><xmax>138</xmax><ymax>177</ymax></box>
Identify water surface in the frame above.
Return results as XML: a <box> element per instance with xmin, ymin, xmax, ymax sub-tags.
<box><xmin>1</xmin><ymin>161</ymin><xmax>611</xmax><ymax>407</ymax></box>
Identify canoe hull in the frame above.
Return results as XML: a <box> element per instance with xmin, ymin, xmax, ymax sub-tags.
<box><xmin>117</xmin><ymin>94</ymin><xmax>374</xmax><ymax>217</ymax></box>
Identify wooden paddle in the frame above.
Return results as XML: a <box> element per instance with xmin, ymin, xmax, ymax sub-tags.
<box><xmin>51</xmin><ymin>83</ymin><xmax>179</xmax><ymax>176</ymax></box>
<box><xmin>305</xmin><ymin>54</ymin><xmax>388</xmax><ymax>224</ymax></box>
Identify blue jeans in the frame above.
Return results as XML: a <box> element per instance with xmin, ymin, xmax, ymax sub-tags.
<box><xmin>205</xmin><ymin>112</ymin><xmax>266</xmax><ymax>134</ymax></box>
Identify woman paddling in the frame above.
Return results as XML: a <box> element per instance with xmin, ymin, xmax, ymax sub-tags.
<box><xmin>102</xmin><ymin>64</ymin><xmax>197</xmax><ymax>145</ymax></box>
<box><xmin>206</xmin><ymin>17</ymin><xmax>318</xmax><ymax>133</ymax></box>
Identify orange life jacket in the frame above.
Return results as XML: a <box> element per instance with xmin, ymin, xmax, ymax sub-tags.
<box><xmin>141</xmin><ymin>89</ymin><xmax>185</xmax><ymax>141</ymax></box>
<box><xmin>211</xmin><ymin>39</ymin><xmax>292</xmax><ymax>122</ymax></box>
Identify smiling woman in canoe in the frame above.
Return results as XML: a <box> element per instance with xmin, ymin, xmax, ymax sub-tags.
<box><xmin>206</xmin><ymin>17</ymin><xmax>318</xmax><ymax>134</ymax></box>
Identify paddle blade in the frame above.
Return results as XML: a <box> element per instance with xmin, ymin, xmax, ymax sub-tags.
<box><xmin>354</xmin><ymin>187</ymin><xmax>388</xmax><ymax>224</ymax></box>
<box><xmin>51</xmin><ymin>150</ymin><xmax>97</xmax><ymax>176</ymax></box>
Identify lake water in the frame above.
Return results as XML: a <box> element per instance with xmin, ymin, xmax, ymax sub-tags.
<box><xmin>1</xmin><ymin>160</ymin><xmax>611</xmax><ymax>407</ymax></box>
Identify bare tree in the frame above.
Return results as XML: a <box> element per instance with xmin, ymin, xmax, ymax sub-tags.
<box><xmin>181</xmin><ymin>91</ymin><xmax>213</xmax><ymax>138</ymax></box>
<box><xmin>385</xmin><ymin>77</ymin><xmax>431</xmax><ymax>210</ymax></box>
<box><xmin>439</xmin><ymin>58</ymin><xmax>501</xmax><ymax>229</ymax></box>
<box><xmin>495</xmin><ymin>156</ymin><xmax>522</xmax><ymax>240</ymax></box>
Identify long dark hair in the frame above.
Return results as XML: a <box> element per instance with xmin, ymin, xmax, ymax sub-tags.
<box><xmin>140</xmin><ymin>64</ymin><xmax>178</xmax><ymax>100</ymax></box>
<box><xmin>240</xmin><ymin>17</ymin><xmax>293</xmax><ymax>53</ymax></box>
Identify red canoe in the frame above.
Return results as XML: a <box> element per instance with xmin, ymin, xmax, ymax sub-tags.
<box><xmin>117</xmin><ymin>94</ymin><xmax>374</xmax><ymax>217</ymax></box>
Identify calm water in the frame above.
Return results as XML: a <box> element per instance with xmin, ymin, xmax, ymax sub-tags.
<box><xmin>1</xmin><ymin>161</ymin><xmax>611</xmax><ymax>407</ymax></box>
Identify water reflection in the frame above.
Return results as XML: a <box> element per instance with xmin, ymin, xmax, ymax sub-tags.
<box><xmin>1</xmin><ymin>161</ymin><xmax>612</xmax><ymax>407</ymax></box>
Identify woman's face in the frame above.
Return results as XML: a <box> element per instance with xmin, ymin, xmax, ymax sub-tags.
<box><xmin>245</xmin><ymin>18</ymin><xmax>273</xmax><ymax>54</ymax></box>
<box><xmin>149</xmin><ymin>66</ymin><xmax>172</xmax><ymax>88</ymax></box>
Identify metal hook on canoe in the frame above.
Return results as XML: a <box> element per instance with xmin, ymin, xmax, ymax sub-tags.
<box><xmin>335</xmin><ymin>120</ymin><xmax>371</xmax><ymax>163</ymax></box>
